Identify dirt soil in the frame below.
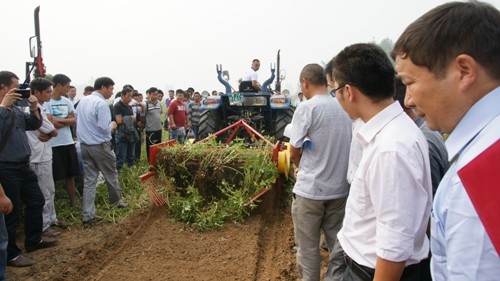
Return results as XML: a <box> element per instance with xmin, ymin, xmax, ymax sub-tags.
<box><xmin>7</xmin><ymin>190</ymin><xmax>329</xmax><ymax>281</ymax></box>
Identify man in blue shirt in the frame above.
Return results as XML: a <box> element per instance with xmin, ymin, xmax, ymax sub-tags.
<box><xmin>76</xmin><ymin>77</ymin><xmax>127</xmax><ymax>226</ymax></box>
<box><xmin>393</xmin><ymin>2</ymin><xmax>500</xmax><ymax>279</ymax></box>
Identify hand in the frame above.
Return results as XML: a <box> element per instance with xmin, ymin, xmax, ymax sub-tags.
<box><xmin>0</xmin><ymin>88</ymin><xmax>21</xmax><ymax>107</ymax></box>
<box><xmin>169</xmin><ymin>123</ymin><xmax>177</xmax><ymax>129</ymax></box>
<box><xmin>38</xmin><ymin>133</ymin><xmax>52</xmax><ymax>142</ymax></box>
<box><xmin>28</xmin><ymin>94</ymin><xmax>39</xmax><ymax>111</ymax></box>
<box><xmin>111</xmin><ymin>121</ymin><xmax>117</xmax><ymax>130</ymax></box>
<box><xmin>0</xmin><ymin>194</ymin><xmax>13</xmax><ymax>215</ymax></box>
<box><xmin>293</xmin><ymin>165</ymin><xmax>299</xmax><ymax>179</ymax></box>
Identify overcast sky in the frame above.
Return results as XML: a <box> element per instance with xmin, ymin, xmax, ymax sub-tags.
<box><xmin>3</xmin><ymin>0</ymin><xmax>500</xmax><ymax>98</ymax></box>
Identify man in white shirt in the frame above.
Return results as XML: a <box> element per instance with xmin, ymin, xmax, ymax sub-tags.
<box><xmin>328</xmin><ymin>43</ymin><xmax>432</xmax><ymax>281</ymax></box>
<box><xmin>393</xmin><ymin>2</ymin><xmax>500</xmax><ymax>280</ymax></box>
<box><xmin>44</xmin><ymin>74</ymin><xmax>80</xmax><ymax>208</ymax></box>
<box><xmin>239</xmin><ymin>59</ymin><xmax>261</xmax><ymax>92</ymax></box>
<box><xmin>27</xmin><ymin>78</ymin><xmax>60</xmax><ymax>238</ymax></box>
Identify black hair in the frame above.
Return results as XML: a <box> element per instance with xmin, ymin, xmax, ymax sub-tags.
<box><xmin>30</xmin><ymin>77</ymin><xmax>54</xmax><ymax>93</ymax></box>
<box><xmin>0</xmin><ymin>71</ymin><xmax>19</xmax><ymax>89</ymax></box>
<box><xmin>94</xmin><ymin>77</ymin><xmax>115</xmax><ymax>90</ymax></box>
<box><xmin>331</xmin><ymin>43</ymin><xmax>395</xmax><ymax>102</ymax></box>
<box><xmin>52</xmin><ymin>74</ymin><xmax>71</xmax><ymax>86</ymax></box>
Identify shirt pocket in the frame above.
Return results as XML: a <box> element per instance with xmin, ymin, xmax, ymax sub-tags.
<box><xmin>349</xmin><ymin>174</ymin><xmax>367</xmax><ymax>217</ymax></box>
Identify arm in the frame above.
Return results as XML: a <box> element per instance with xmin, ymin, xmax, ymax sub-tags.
<box><xmin>252</xmin><ymin>80</ymin><xmax>261</xmax><ymax>91</ymax></box>
<box><xmin>115</xmin><ymin>115</ymin><xmax>123</xmax><ymax>125</ymax></box>
<box><xmin>168</xmin><ymin>114</ymin><xmax>176</xmax><ymax>128</ymax></box>
<box><xmin>374</xmin><ymin>257</ymin><xmax>405</xmax><ymax>281</ymax></box>
<box><xmin>38</xmin><ymin>129</ymin><xmax>58</xmax><ymax>142</ymax></box>
<box><xmin>48</xmin><ymin>111</ymin><xmax>76</xmax><ymax>128</ymax></box>
<box><xmin>290</xmin><ymin>145</ymin><xmax>301</xmax><ymax>178</ymax></box>
<box><xmin>290</xmin><ymin>145</ymin><xmax>301</xmax><ymax>168</ymax></box>
<box><xmin>168</xmin><ymin>102</ymin><xmax>176</xmax><ymax>128</ymax></box>
<box><xmin>369</xmin><ymin>150</ymin><xmax>430</xmax><ymax>274</ymax></box>
<box><xmin>0</xmin><ymin>184</ymin><xmax>13</xmax><ymax>215</ymax></box>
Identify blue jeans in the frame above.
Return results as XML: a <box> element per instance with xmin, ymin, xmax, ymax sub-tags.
<box><xmin>0</xmin><ymin>214</ymin><xmax>7</xmax><ymax>281</ymax></box>
<box><xmin>170</xmin><ymin>127</ymin><xmax>186</xmax><ymax>145</ymax></box>
<box><xmin>191</xmin><ymin>124</ymin><xmax>199</xmax><ymax>141</ymax></box>
<box><xmin>115</xmin><ymin>140</ymin><xmax>136</xmax><ymax>170</ymax></box>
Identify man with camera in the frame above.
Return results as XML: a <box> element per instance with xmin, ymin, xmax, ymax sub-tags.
<box><xmin>0</xmin><ymin>70</ymin><xmax>56</xmax><ymax>268</ymax></box>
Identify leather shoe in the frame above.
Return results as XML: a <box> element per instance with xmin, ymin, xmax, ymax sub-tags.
<box><xmin>25</xmin><ymin>237</ymin><xmax>57</xmax><ymax>253</ymax></box>
<box><xmin>52</xmin><ymin>220</ymin><xmax>69</xmax><ymax>229</ymax></box>
<box><xmin>113</xmin><ymin>199</ymin><xmax>128</xmax><ymax>208</ymax></box>
<box><xmin>42</xmin><ymin>227</ymin><xmax>61</xmax><ymax>237</ymax></box>
<box><xmin>83</xmin><ymin>216</ymin><xmax>104</xmax><ymax>227</ymax></box>
<box><xmin>7</xmin><ymin>254</ymin><xmax>35</xmax><ymax>267</ymax></box>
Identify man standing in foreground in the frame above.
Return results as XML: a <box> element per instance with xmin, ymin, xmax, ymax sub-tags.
<box><xmin>392</xmin><ymin>1</ymin><xmax>500</xmax><ymax>279</ymax></box>
<box><xmin>329</xmin><ymin>44</ymin><xmax>432</xmax><ymax>281</ymax></box>
<box><xmin>290</xmin><ymin>64</ymin><xmax>351</xmax><ymax>280</ymax></box>
<box><xmin>76</xmin><ymin>77</ymin><xmax>126</xmax><ymax>225</ymax></box>
<box><xmin>0</xmin><ymin>70</ymin><xmax>56</xmax><ymax>267</ymax></box>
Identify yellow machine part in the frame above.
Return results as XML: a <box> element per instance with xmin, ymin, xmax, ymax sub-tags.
<box><xmin>277</xmin><ymin>142</ymin><xmax>291</xmax><ymax>179</ymax></box>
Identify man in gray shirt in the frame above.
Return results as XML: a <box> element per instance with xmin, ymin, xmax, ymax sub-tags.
<box><xmin>289</xmin><ymin>64</ymin><xmax>352</xmax><ymax>280</ymax></box>
<box><xmin>143</xmin><ymin>87</ymin><xmax>163</xmax><ymax>162</ymax></box>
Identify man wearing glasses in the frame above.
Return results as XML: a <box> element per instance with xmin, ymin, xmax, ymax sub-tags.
<box><xmin>327</xmin><ymin>44</ymin><xmax>432</xmax><ymax>281</ymax></box>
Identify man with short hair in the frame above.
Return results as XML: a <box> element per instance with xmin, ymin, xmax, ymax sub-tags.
<box><xmin>329</xmin><ymin>44</ymin><xmax>432</xmax><ymax>281</ymax></box>
<box><xmin>294</xmin><ymin>92</ymin><xmax>304</xmax><ymax>108</ymax></box>
<box><xmin>393</xmin><ymin>2</ymin><xmax>500</xmax><ymax>279</ymax></box>
<box><xmin>143</xmin><ymin>87</ymin><xmax>163</xmax><ymax>162</ymax></box>
<box><xmin>76</xmin><ymin>77</ymin><xmax>127</xmax><ymax>225</ymax></box>
<box><xmin>289</xmin><ymin>64</ymin><xmax>352</xmax><ymax>281</ymax></box>
<box><xmin>68</xmin><ymin>85</ymin><xmax>77</xmax><ymax>104</ymax></box>
<box><xmin>188</xmin><ymin>92</ymin><xmax>203</xmax><ymax>141</ymax></box>
<box><xmin>27</xmin><ymin>78</ymin><xmax>61</xmax><ymax>238</ymax></box>
<box><xmin>44</xmin><ymin>74</ymin><xmax>80</xmax><ymax>208</ymax></box>
<box><xmin>168</xmin><ymin>90</ymin><xmax>188</xmax><ymax>145</ymax></box>
<box><xmin>0</xmin><ymin>70</ymin><xmax>55</xmax><ymax>268</ymax></box>
<box><xmin>240</xmin><ymin>59</ymin><xmax>261</xmax><ymax>92</ymax></box>
<box><xmin>132</xmin><ymin>92</ymin><xmax>145</xmax><ymax>162</ymax></box>
<box><xmin>74</xmin><ymin>86</ymin><xmax>94</xmax><ymax>109</ymax></box>
<box><xmin>113</xmin><ymin>88</ymin><xmax>137</xmax><ymax>170</ymax></box>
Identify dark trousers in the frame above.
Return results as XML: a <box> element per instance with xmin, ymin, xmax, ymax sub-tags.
<box><xmin>0</xmin><ymin>162</ymin><xmax>44</xmax><ymax>260</ymax></box>
<box><xmin>343</xmin><ymin>255</ymin><xmax>420</xmax><ymax>281</ymax></box>
<box><xmin>145</xmin><ymin>130</ymin><xmax>162</xmax><ymax>162</ymax></box>
<box><xmin>0</xmin><ymin>214</ymin><xmax>7</xmax><ymax>279</ymax></box>
<box><xmin>134</xmin><ymin>129</ymin><xmax>143</xmax><ymax>163</ymax></box>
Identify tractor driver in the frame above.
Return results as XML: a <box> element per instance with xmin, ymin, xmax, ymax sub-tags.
<box><xmin>239</xmin><ymin>59</ymin><xmax>261</xmax><ymax>92</ymax></box>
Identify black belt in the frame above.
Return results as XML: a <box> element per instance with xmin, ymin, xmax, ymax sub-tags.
<box><xmin>344</xmin><ymin>254</ymin><xmax>420</xmax><ymax>281</ymax></box>
<box><xmin>344</xmin><ymin>254</ymin><xmax>374</xmax><ymax>281</ymax></box>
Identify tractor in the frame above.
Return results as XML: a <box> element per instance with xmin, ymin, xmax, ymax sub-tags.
<box><xmin>197</xmin><ymin>62</ymin><xmax>294</xmax><ymax>143</ymax></box>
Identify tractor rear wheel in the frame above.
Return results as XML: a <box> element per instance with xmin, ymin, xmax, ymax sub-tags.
<box><xmin>272</xmin><ymin>108</ymin><xmax>294</xmax><ymax>140</ymax></box>
<box><xmin>198</xmin><ymin>110</ymin><xmax>220</xmax><ymax>139</ymax></box>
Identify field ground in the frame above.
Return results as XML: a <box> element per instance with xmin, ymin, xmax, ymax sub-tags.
<box><xmin>7</xmin><ymin>188</ymin><xmax>330</xmax><ymax>281</ymax></box>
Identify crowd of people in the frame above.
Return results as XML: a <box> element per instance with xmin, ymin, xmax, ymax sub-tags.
<box><xmin>0</xmin><ymin>69</ymin><xmax>213</xmax><ymax>275</ymax></box>
<box><xmin>0</xmin><ymin>1</ymin><xmax>499</xmax><ymax>280</ymax></box>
